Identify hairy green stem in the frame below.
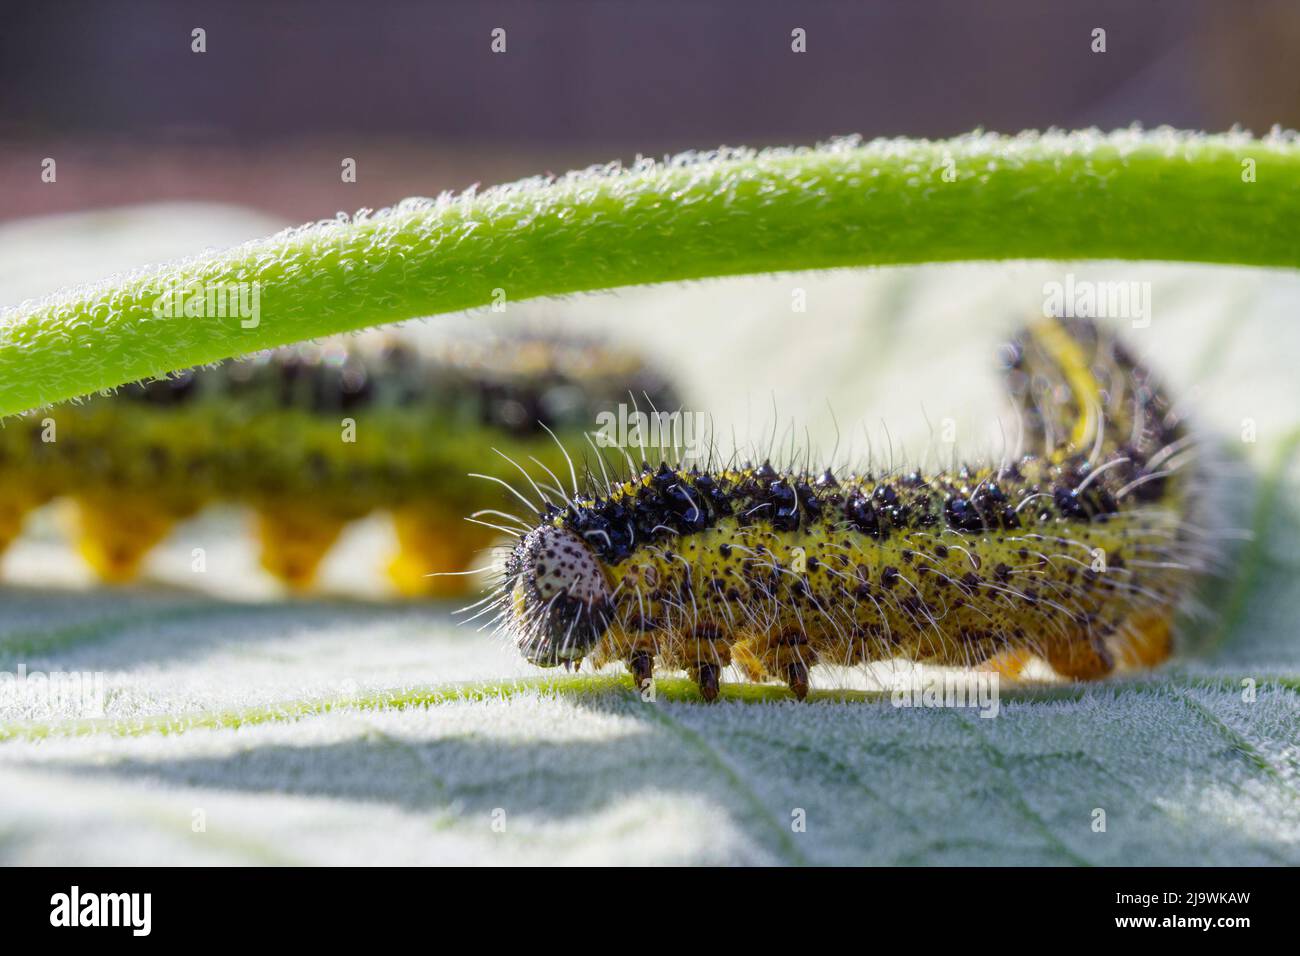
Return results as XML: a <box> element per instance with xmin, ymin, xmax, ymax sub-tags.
<box><xmin>2</xmin><ymin>128</ymin><xmax>1297</xmax><ymax>416</ymax></box>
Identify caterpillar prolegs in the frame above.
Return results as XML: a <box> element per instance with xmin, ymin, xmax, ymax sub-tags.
<box><xmin>0</xmin><ymin>333</ymin><xmax>677</xmax><ymax>596</ymax></box>
<box><xmin>490</xmin><ymin>317</ymin><xmax>1210</xmax><ymax>699</ymax></box>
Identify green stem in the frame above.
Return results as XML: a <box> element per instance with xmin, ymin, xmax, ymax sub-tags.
<box><xmin>2</xmin><ymin>129</ymin><xmax>1297</xmax><ymax>416</ymax></box>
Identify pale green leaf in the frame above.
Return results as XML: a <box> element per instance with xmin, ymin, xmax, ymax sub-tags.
<box><xmin>0</xmin><ymin>205</ymin><xmax>1297</xmax><ymax>865</ymax></box>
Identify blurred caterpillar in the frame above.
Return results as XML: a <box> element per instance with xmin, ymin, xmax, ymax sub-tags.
<box><xmin>0</xmin><ymin>333</ymin><xmax>677</xmax><ymax>596</ymax></box>
<box><xmin>487</xmin><ymin>317</ymin><xmax>1214</xmax><ymax>699</ymax></box>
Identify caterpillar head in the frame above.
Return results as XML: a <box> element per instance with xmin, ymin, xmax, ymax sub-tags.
<box><xmin>504</xmin><ymin>523</ymin><xmax>612</xmax><ymax>666</ymax></box>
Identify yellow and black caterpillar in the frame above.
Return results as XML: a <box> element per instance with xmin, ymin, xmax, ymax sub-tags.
<box><xmin>490</xmin><ymin>317</ymin><xmax>1210</xmax><ymax>698</ymax></box>
<box><xmin>0</xmin><ymin>333</ymin><xmax>677</xmax><ymax>595</ymax></box>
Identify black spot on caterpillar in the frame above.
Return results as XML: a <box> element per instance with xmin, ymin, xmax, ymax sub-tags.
<box><xmin>0</xmin><ymin>333</ymin><xmax>678</xmax><ymax>594</ymax></box>
<box><xmin>486</xmin><ymin>317</ymin><xmax>1212</xmax><ymax>699</ymax></box>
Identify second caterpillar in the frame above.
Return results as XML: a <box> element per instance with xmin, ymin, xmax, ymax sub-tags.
<box><xmin>0</xmin><ymin>331</ymin><xmax>677</xmax><ymax>595</ymax></box>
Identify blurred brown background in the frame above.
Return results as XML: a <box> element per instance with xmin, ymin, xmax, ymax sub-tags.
<box><xmin>1</xmin><ymin>0</ymin><xmax>1297</xmax><ymax>224</ymax></box>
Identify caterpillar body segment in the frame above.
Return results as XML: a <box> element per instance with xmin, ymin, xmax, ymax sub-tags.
<box><xmin>495</xmin><ymin>317</ymin><xmax>1206</xmax><ymax>699</ymax></box>
<box><xmin>0</xmin><ymin>334</ymin><xmax>677</xmax><ymax>595</ymax></box>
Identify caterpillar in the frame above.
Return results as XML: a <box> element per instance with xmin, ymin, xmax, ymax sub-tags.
<box><xmin>0</xmin><ymin>332</ymin><xmax>677</xmax><ymax>596</ymax></box>
<box><xmin>486</xmin><ymin>316</ymin><xmax>1213</xmax><ymax>699</ymax></box>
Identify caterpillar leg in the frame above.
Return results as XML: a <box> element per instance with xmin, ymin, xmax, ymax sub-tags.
<box><xmin>1111</xmin><ymin>610</ymin><xmax>1175</xmax><ymax>670</ymax></box>
<box><xmin>658</xmin><ymin>629</ymin><xmax>733</xmax><ymax>702</ymax></box>
<box><xmin>592</xmin><ymin>627</ymin><xmax>659</xmax><ymax>694</ymax></box>
<box><xmin>730</xmin><ymin>640</ymin><xmax>770</xmax><ymax>683</ymax></box>
<box><xmin>255</xmin><ymin>505</ymin><xmax>349</xmax><ymax>591</ymax></box>
<box><xmin>628</xmin><ymin>649</ymin><xmax>655</xmax><ymax>692</ymax></box>
<box><xmin>1042</xmin><ymin>631</ymin><xmax>1115</xmax><ymax>682</ymax></box>
<box><xmin>979</xmin><ymin>647</ymin><xmax>1036</xmax><ymax>681</ymax></box>
<box><xmin>738</xmin><ymin>631</ymin><xmax>817</xmax><ymax>700</ymax></box>
<box><xmin>785</xmin><ymin>661</ymin><xmax>811</xmax><ymax>701</ymax></box>
<box><xmin>689</xmin><ymin>661</ymin><xmax>723</xmax><ymax>702</ymax></box>
<box><xmin>72</xmin><ymin>492</ymin><xmax>184</xmax><ymax>583</ymax></box>
<box><xmin>388</xmin><ymin>507</ymin><xmax>492</xmax><ymax>598</ymax></box>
